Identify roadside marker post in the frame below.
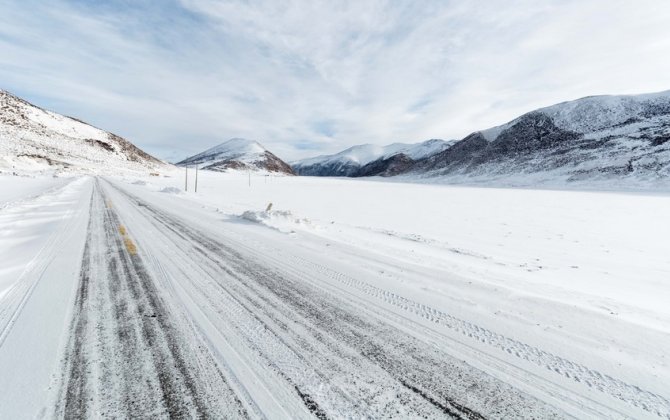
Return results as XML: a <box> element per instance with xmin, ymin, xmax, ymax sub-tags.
<box><xmin>185</xmin><ymin>166</ymin><xmax>188</xmax><ymax>192</ymax></box>
<box><xmin>195</xmin><ymin>164</ymin><xmax>199</xmax><ymax>193</ymax></box>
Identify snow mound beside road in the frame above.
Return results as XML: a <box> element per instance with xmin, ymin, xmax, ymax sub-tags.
<box><xmin>241</xmin><ymin>209</ymin><xmax>311</xmax><ymax>232</ymax></box>
<box><xmin>159</xmin><ymin>187</ymin><xmax>181</xmax><ymax>194</ymax></box>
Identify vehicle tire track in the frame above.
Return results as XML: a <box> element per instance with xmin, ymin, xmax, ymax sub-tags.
<box><xmin>107</xmin><ymin>179</ymin><xmax>567</xmax><ymax>419</ymax></box>
<box><xmin>273</xmin><ymin>250</ymin><xmax>670</xmax><ymax>419</ymax></box>
<box><xmin>53</xmin><ymin>179</ymin><xmax>248</xmax><ymax>418</ymax></box>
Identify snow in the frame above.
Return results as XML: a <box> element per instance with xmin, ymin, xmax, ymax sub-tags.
<box><xmin>479</xmin><ymin>123</ymin><xmax>509</xmax><ymax>142</ymax></box>
<box><xmin>0</xmin><ymin>90</ymin><xmax>165</xmax><ymax>175</ymax></box>
<box><xmin>541</xmin><ymin>90</ymin><xmax>670</xmax><ymax>133</ymax></box>
<box><xmin>159</xmin><ymin>186</ymin><xmax>181</xmax><ymax>194</ymax></box>
<box><xmin>1</xmin><ymin>170</ymin><xmax>669</xmax><ymax>417</ymax></box>
<box><xmin>133</xmin><ymin>170</ymin><xmax>670</xmax><ymax>322</ymax></box>
<box><xmin>293</xmin><ymin>139</ymin><xmax>453</xmax><ymax>167</ymax></box>
<box><xmin>399</xmin><ymin>138</ymin><xmax>455</xmax><ymax>159</ymax></box>
<box><xmin>179</xmin><ymin>138</ymin><xmax>268</xmax><ymax>166</ymax></box>
<box><xmin>0</xmin><ymin>176</ymin><xmax>90</xmax><ymax>417</ymax></box>
<box><xmin>0</xmin><ymin>175</ymin><xmax>69</xmax><ymax>208</ymax></box>
<box><xmin>480</xmin><ymin>90</ymin><xmax>670</xmax><ymax>141</ymax></box>
<box><xmin>241</xmin><ymin>209</ymin><xmax>311</xmax><ymax>232</ymax></box>
<box><xmin>119</xmin><ymin>170</ymin><xmax>670</xmax><ymax>403</ymax></box>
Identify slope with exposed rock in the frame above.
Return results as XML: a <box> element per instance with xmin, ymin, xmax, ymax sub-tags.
<box><xmin>0</xmin><ymin>89</ymin><xmax>165</xmax><ymax>174</ymax></box>
<box><xmin>411</xmin><ymin>90</ymin><xmax>670</xmax><ymax>186</ymax></box>
<box><xmin>293</xmin><ymin>90</ymin><xmax>670</xmax><ymax>187</ymax></box>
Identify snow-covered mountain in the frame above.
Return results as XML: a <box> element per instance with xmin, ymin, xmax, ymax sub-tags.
<box><xmin>0</xmin><ymin>89</ymin><xmax>165</xmax><ymax>174</ymax></box>
<box><xmin>292</xmin><ymin>139</ymin><xmax>454</xmax><ymax>176</ymax></box>
<box><xmin>412</xmin><ymin>90</ymin><xmax>670</xmax><ymax>187</ymax></box>
<box><xmin>293</xmin><ymin>90</ymin><xmax>670</xmax><ymax>187</ymax></box>
<box><xmin>178</xmin><ymin>138</ymin><xmax>294</xmax><ymax>174</ymax></box>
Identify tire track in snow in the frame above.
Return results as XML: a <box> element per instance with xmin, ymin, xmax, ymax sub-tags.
<box><xmin>107</xmin><ymin>179</ymin><xmax>566</xmax><ymax>419</ymax></box>
<box><xmin>110</xmin><ymin>178</ymin><xmax>670</xmax><ymax>419</ymax></box>
<box><xmin>276</xmin><ymin>251</ymin><xmax>670</xmax><ymax>419</ymax></box>
<box><xmin>224</xmin><ymin>223</ymin><xmax>670</xmax><ymax>419</ymax></box>
<box><xmin>54</xmin><ymin>179</ymin><xmax>248</xmax><ymax>418</ymax></box>
<box><xmin>0</xmin><ymin>178</ymin><xmax>85</xmax><ymax>348</ymax></box>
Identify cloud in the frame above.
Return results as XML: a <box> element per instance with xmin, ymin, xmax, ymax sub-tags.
<box><xmin>2</xmin><ymin>0</ymin><xmax>670</xmax><ymax>161</ymax></box>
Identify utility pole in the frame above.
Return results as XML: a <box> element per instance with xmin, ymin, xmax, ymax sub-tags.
<box><xmin>195</xmin><ymin>164</ymin><xmax>198</xmax><ymax>193</ymax></box>
<box><xmin>185</xmin><ymin>166</ymin><xmax>188</xmax><ymax>192</ymax></box>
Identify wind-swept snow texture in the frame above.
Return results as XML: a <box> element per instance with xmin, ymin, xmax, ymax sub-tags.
<box><xmin>1</xmin><ymin>171</ymin><xmax>669</xmax><ymax>418</ymax></box>
<box><xmin>0</xmin><ymin>90</ymin><xmax>165</xmax><ymax>175</ymax></box>
<box><xmin>0</xmin><ymin>177</ymin><xmax>91</xmax><ymax>417</ymax></box>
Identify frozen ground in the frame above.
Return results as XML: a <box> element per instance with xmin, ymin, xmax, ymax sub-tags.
<box><xmin>0</xmin><ymin>170</ymin><xmax>669</xmax><ymax>418</ymax></box>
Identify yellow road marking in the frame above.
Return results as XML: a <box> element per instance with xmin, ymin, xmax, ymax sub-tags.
<box><xmin>123</xmin><ymin>237</ymin><xmax>137</xmax><ymax>255</ymax></box>
<box><xmin>117</xmin><ymin>224</ymin><xmax>136</xmax><ymax>255</ymax></box>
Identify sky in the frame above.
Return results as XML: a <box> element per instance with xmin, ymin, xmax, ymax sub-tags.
<box><xmin>2</xmin><ymin>0</ymin><xmax>670</xmax><ymax>162</ymax></box>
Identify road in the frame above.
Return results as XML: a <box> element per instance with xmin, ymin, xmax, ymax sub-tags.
<box><xmin>1</xmin><ymin>176</ymin><xmax>668</xmax><ymax>419</ymax></box>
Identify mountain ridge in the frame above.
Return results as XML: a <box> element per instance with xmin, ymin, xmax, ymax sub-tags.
<box><xmin>0</xmin><ymin>89</ymin><xmax>165</xmax><ymax>174</ymax></box>
<box><xmin>178</xmin><ymin>138</ymin><xmax>294</xmax><ymax>175</ymax></box>
<box><xmin>292</xmin><ymin>139</ymin><xmax>454</xmax><ymax>177</ymax></box>
<box><xmin>293</xmin><ymin>90</ymin><xmax>670</xmax><ymax>186</ymax></box>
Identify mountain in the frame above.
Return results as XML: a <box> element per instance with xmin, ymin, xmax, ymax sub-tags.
<box><xmin>293</xmin><ymin>90</ymin><xmax>670</xmax><ymax>187</ymax></box>
<box><xmin>178</xmin><ymin>138</ymin><xmax>294</xmax><ymax>174</ymax></box>
<box><xmin>292</xmin><ymin>139</ymin><xmax>454</xmax><ymax>177</ymax></box>
<box><xmin>410</xmin><ymin>91</ymin><xmax>670</xmax><ymax>186</ymax></box>
<box><xmin>0</xmin><ymin>89</ymin><xmax>165</xmax><ymax>174</ymax></box>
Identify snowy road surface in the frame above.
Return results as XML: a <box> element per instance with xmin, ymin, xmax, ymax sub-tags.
<box><xmin>0</xmin><ymin>175</ymin><xmax>669</xmax><ymax>418</ymax></box>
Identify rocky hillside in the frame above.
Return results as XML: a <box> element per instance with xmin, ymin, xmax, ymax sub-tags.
<box><xmin>178</xmin><ymin>138</ymin><xmax>294</xmax><ymax>175</ymax></box>
<box><xmin>293</xmin><ymin>90</ymin><xmax>670</xmax><ymax>187</ymax></box>
<box><xmin>412</xmin><ymin>91</ymin><xmax>670</xmax><ymax>186</ymax></box>
<box><xmin>0</xmin><ymin>89</ymin><xmax>165</xmax><ymax>174</ymax></box>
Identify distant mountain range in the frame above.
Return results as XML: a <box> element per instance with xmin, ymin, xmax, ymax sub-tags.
<box><xmin>293</xmin><ymin>90</ymin><xmax>670</xmax><ymax>186</ymax></box>
<box><xmin>292</xmin><ymin>139</ymin><xmax>454</xmax><ymax>177</ymax></box>
<box><xmin>4</xmin><ymin>86</ymin><xmax>669</xmax><ymax>187</ymax></box>
<box><xmin>0</xmin><ymin>89</ymin><xmax>165</xmax><ymax>174</ymax></box>
<box><xmin>178</xmin><ymin>138</ymin><xmax>294</xmax><ymax>175</ymax></box>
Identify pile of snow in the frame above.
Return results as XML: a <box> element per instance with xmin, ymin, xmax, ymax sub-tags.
<box><xmin>159</xmin><ymin>186</ymin><xmax>181</xmax><ymax>194</ymax></box>
<box><xmin>241</xmin><ymin>208</ymin><xmax>311</xmax><ymax>232</ymax></box>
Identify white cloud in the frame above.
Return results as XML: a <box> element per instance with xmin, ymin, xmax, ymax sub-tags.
<box><xmin>1</xmin><ymin>0</ymin><xmax>670</xmax><ymax>161</ymax></box>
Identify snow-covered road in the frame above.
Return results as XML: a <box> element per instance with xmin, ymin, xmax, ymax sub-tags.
<box><xmin>0</xmin><ymin>175</ymin><xmax>668</xmax><ymax>418</ymax></box>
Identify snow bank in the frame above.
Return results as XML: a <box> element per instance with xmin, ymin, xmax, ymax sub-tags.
<box><xmin>159</xmin><ymin>186</ymin><xmax>181</xmax><ymax>194</ymax></box>
<box><xmin>241</xmin><ymin>208</ymin><xmax>311</xmax><ymax>232</ymax></box>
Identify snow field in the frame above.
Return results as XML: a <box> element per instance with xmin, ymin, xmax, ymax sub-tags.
<box><xmin>1</xmin><ymin>171</ymin><xmax>669</xmax><ymax>417</ymax></box>
<box><xmin>120</xmin><ymin>169</ymin><xmax>670</xmax><ymax>405</ymax></box>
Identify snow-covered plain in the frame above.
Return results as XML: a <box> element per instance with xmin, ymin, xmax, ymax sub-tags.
<box><xmin>126</xmin><ymin>171</ymin><xmax>670</xmax><ymax>402</ymax></box>
<box><xmin>1</xmin><ymin>169</ymin><xmax>669</xmax><ymax>418</ymax></box>
<box><xmin>0</xmin><ymin>175</ymin><xmax>69</xmax><ymax>209</ymax></box>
